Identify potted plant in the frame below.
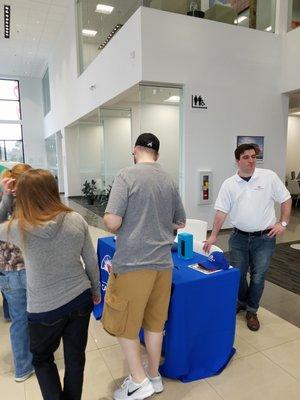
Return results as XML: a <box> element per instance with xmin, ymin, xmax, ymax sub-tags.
<box><xmin>82</xmin><ymin>179</ymin><xmax>97</xmax><ymax>205</ymax></box>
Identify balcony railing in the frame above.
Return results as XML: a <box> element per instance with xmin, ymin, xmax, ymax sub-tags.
<box><xmin>76</xmin><ymin>0</ymin><xmax>277</xmax><ymax>74</ymax></box>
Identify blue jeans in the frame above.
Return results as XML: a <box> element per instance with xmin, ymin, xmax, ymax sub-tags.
<box><xmin>229</xmin><ymin>230</ymin><xmax>276</xmax><ymax>313</ymax></box>
<box><xmin>0</xmin><ymin>270</ymin><xmax>33</xmax><ymax>378</ymax></box>
<box><xmin>2</xmin><ymin>291</ymin><xmax>10</xmax><ymax>320</ymax></box>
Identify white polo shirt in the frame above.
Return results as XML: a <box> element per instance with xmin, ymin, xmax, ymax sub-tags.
<box><xmin>215</xmin><ymin>168</ymin><xmax>291</xmax><ymax>232</ymax></box>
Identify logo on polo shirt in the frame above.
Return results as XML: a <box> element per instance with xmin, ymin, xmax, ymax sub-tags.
<box><xmin>253</xmin><ymin>185</ymin><xmax>264</xmax><ymax>190</ymax></box>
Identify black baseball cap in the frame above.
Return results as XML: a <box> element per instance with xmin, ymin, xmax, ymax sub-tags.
<box><xmin>135</xmin><ymin>133</ymin><xmax>160</xmax><ymax>152</ymax></box>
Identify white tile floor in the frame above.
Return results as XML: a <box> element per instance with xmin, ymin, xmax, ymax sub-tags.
<box><xmin>1</xmin><ymin>225</ymin><xmax>300</xmax><ymax>400</ymax></box>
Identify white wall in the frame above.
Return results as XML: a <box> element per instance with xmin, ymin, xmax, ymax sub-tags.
<box><xmin>78</xmin><ymin>124</ymin><xmax>102</xmax><ymax>186</ymax></box>
<box><xmin>103</xmin><ymin>117</ymin><xmax>132</xmax><ymax>186</ymax></box>
<box><xmin>139</xmin><ymin>104</ymin><xmax>179</xmax><ymax>182</ymax></box>
<box><xmin>286</xmin><ymin>116</ymin><xmax>300</xmax><ymax>177</ymax></box>
<box><xmin>141</xmin><ymin>8</ymin><xmax>288</xmax><ymax>228</ymax></box>
<box><xmin>0</xmin><ymin>74</ymin><xmax>46</xmax><ymax>168</ymax></box>
<box><xmin>62</xmin><ymin>125</ymin><xmax>81</xmax><ymax>197</ymax></box>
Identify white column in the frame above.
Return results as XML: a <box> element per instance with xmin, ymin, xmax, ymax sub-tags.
<box><xmin>275</xmin><ymin>0</ymin><xmax>293</xmax><ymax>34</ymax></box>
<box><xmin>61</xmin><ymin>125</ymin><xmax>81</xmax><ymax>197</ymax></box>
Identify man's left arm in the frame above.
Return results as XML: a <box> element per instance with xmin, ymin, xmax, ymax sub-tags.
<box><xmin>268</xmin><ymin>172</ymin><xmax>292</xmax><ymax>238</ymax></box>
<box><xmin>268</xmin><ymin>198</ymin><xmax>292</xmax><ymax>238</ymax></box>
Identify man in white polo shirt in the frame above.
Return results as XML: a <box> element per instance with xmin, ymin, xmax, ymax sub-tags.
<box><xmin>204</xmin><ymin>143</ymin><xmax>291</xmax><ymax>331</ymax></box>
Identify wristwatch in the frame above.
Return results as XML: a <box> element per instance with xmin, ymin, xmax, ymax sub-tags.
<box><xmin>280</xmin><ymin>221</ymin><xmax>288</xmax><ymax>228</ymax></box>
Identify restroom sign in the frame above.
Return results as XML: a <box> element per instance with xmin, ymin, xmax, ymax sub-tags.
<box><xmin>192</xmin><ymin>95</ymin><xmax>207</xmax><ymax>109</ymax></box>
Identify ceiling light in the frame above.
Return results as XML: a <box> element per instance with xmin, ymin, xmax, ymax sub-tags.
<box><xmin>290</xmin><ymin>111</ymin><xmax>300</xmax><ymax>115</ymax></box>
<box><xmin>265</xmin><ymin>26</ymin><xmax>272</xmax><ymax>32</ymax></box>
<box><xmin>82</xmin><ymin>29</ymin><xmax>97</xmax><ymax>37</ymax></box>
<box><xmin>234</xmin><ymin>15</ymin><xmax>247</xmax><ymax>24</ymax></box>
<box><xmin>4</xmin><ymin>4</ymin><xmax>11</xmax><ymax>39</ymax></box>
<box><xmin>98</xmin><ymin>24</ymin><xmax>122</xmax><ymax>50</ymax></box>
<box><xmin>164</xmin><ymin>95</ymin><xmax>180</xmax><ymax>103</ymax></box>
<box><xmin>95</xmin><ymin>4</ymin><xmax>114</xmax><ymax>14</ymax></box>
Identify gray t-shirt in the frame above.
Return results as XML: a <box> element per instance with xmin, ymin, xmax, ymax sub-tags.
<box><xmin>105</xmin><ymin>162</ymin><xmax>186</xmax><ymax>273</ymax></box>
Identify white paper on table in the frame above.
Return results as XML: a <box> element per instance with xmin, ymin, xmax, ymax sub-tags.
<box><xmin>187</xmin><ymin>263</ymin><xmax>222</xmax><ymax>274</ymax></box>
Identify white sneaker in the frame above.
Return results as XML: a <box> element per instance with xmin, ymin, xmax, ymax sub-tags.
<box><xmin>144</xmin><ymin>365</ymin><xmax>164</xmax><ymax>393</ymax></box>
<box><xmin>14</xmin><ymin>369</ymin><xmax>35</xmax><ymax>382</ymax></box>
<box><xmin>113</xmin><ymin>376</ymin><xmax>154</xmax><ymax>400</ymax></box>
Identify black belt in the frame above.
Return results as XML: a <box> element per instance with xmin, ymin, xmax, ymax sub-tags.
<box><xmin>234</xmin><ymin>228</ymin><xmax>271</xmax><ymax>237</ymax></box>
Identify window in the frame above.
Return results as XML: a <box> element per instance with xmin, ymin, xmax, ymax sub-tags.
<box><xmin>289</xmin><ymin>0</ymin><xmax>300</xmax><ymax>31</ymax></box>
<box><xmin>0</xmin><ymin>78</ymin><xmax>24</xmax><ymax>162</ymax></box>
<box><xmin>76</xmin><ymin>0</ymin><xmax>143</xmax><ymax>74</ymax></box>
<box><xmin>42</xmin><ymin>68</ymin><xmax>51</xmax><ymax>116</ymax></box>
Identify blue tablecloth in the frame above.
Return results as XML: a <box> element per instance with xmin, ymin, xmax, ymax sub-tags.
<box><xmin>94</xmin><ymin>236</ymin><xmax>240</xmax><ymax>382</ymax></box>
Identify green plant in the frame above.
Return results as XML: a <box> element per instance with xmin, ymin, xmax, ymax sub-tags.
<box><xmin>82</xmin><ymin>179</ymin><xmax>97</xmax><ymax>205</ymax></box>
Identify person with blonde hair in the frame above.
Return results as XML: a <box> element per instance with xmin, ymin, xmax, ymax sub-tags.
<box><xmin>0</xmin><ymin>169</ymin><xmax>100</xmax><ymax>400</ymax></box>
<box><xmin>0</xmin><ymin>163</ymin><xmax>34</xmax><ymax>382</ymax></box>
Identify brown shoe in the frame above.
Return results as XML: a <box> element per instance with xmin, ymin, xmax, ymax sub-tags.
<box><xmin>246</xmin><ymin>312</ymin><xmax>260</xmax><ymax>331</ymax></box>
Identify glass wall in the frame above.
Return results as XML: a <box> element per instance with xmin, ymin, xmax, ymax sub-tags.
<box><xmin>288</xmin><ymin>0</ymin><xmax>300</xmax><ymax>31</ymax></box>
<box><xmin>76</xmin><ymin>0</ymin><xmax>142</xmax><ymax>73</ymax></box>
<box><xmin>0</xmin><ymin>78</ymin><xmax>24</xmax><ymax>162</ymax></box>
<box><xmin>45</xmin><ymin>134</ymin><xmax>58</xmax><ymax>179</ymax></box>
<box><xmin>42</xmin><ymin>68</ymin><xmax>51</xmax><ymax>116</ymax></box>
<box><xmin>146</xmin><ymin>0</ymin><xmax>276</xmax><ymax>32</ymax></box>
<box><xmin>76</xmin><ymin>0</ymin><xmax>277</xmax><ymax>73</ymax></box>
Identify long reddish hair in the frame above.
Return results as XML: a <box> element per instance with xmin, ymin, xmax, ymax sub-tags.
<box><xmin>2</xmin><ymin>163</ymin><xmax>32</xmax><ymax>183</ymax></box>
<box><xmin>12</xmin><ymin>169</ymin><xmax>72</xmax><ymax>230</ymax></box>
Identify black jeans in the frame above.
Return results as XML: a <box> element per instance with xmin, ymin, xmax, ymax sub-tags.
<box><xmin>29</xmin><ymin>302</ymin><xmax>93</xmax><ymax>400</ymax></box>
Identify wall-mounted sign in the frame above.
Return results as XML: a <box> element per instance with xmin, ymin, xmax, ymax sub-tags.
<box><xmin>192</xmin><ymin>95</ymin><xmax>207</xmax><ymax>109</ymax></box>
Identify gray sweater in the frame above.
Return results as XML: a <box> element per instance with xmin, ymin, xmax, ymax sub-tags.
<box><xmin>0</xmin><ymin>194</ymin><xmax>100</xmax><ymax>313</ymax></box>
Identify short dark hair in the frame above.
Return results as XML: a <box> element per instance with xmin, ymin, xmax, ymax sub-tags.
<box><xmin>235</xmin><ymin>143</ymin><xmax>260</xmax><ymax>160</ymax></box>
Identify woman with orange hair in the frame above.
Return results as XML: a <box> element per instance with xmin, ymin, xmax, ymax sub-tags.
<box><xmin>0</xmin><ymin>169</ymin><xmax>100</xmax><ymax>400</ymax></box>
<box><xmin>0</xmin><ymin>163</ymin><xmax>34</xmax><ymax>382</ymax></box>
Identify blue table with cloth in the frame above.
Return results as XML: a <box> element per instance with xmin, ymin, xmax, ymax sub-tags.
<box><xmin>94</xmin><ymin>236</ymin><xmax>240</xmax><ymax>383</ymax></box>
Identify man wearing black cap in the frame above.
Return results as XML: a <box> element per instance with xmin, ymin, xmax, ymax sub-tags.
<box><xmin>103</xmin><ymin>133</ymin><xmax>186</xmax><ymax>400</ymax></box>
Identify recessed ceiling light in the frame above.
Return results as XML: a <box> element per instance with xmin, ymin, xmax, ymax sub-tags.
<box><xmin>234</xmin><ymin>15</ymin><xmax>247</xmax><ymax>24</ymax></box>
<box><xmin>4</xmin><ymin>4</ymin><xmax>11</xmax><ymax>39</ymax></box>
<box><xmin>164</xmin><ymin>95</ymin><xmax>180</xmax><ymax>103</ymax></box>
<box><xmin>265</xmin><ymin>26</ymin><xmax>272</xmax><ymax>32</ymax></box>
<box><xmin>82</xmin><ymin>29</ymin><xmax>97</xmax><ymax>37</ymax></box>
<box><xmin>95</xmin><ymin>4</ymin><xmax>114</xmax><ymax>14</ymax></box>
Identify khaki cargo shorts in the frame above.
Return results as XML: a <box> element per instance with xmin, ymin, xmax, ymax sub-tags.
<box><xmin>102</xmin><ymin>269</ymin><xmax>172</xmax><ymax>339</ymax></box>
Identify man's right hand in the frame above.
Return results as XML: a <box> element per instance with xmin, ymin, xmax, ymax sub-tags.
<box><xmin>93</xmin><ymin>295</ymin><xmax>101</xmax><ymax>305</ymax></box>
<box><xmin>203</xmin><ymin>235</ymin><xmax>217</xmax><ymax>254</ymax></box>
